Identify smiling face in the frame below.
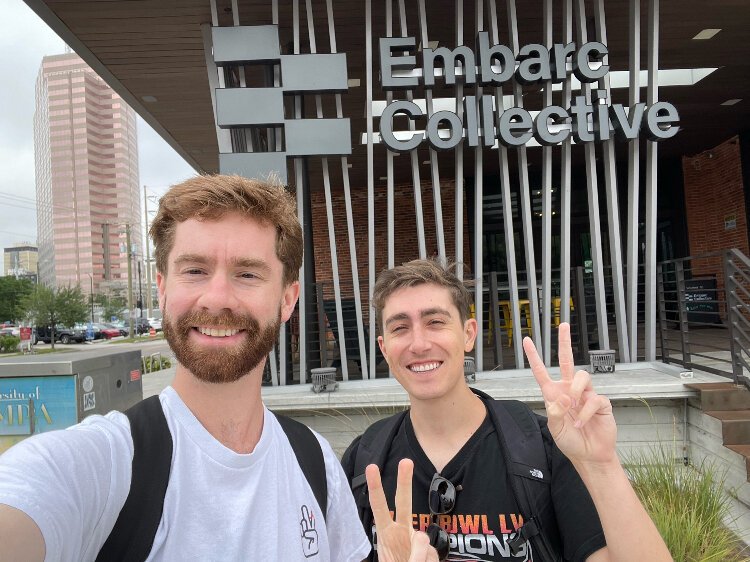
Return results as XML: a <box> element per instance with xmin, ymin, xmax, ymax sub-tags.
<box><xmin>157</xmin><ymin>212</ymin><xmax>299</xmax><ymax>384</ymax></box>
<box><xmin>378</xmin><ymin>283</ymin><xmax>477</xmax><ymax>403</ymax></box>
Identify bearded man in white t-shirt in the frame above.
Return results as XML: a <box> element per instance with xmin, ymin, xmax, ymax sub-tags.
<box><xmin>0</xmin><ymin>175</ymin><xmax>383</xmax><ymax>561</ymax></box>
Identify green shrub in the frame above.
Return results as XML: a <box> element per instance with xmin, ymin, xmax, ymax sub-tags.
<box><xmin>625</xmin><ymin>444</ymin><xmax>747</xmax><ymax>561</ymax></box>
<box><xmin>142</xmin><ymin>355</ymin><xmax>172</xmax><ymax>373</ymax></box>
<box><xmin>0</xmin><ymin>335</ymin><xmax>20</xmax><ymax>353</ymax></box>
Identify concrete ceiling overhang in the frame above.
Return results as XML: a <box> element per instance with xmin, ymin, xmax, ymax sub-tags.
<box><xmin>23</xmin><ymin>0</ymin><xmax>750</xmax><ymax>182</ymax></box>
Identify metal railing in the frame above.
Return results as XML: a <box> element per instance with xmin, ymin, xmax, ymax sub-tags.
<box><xmin>268</xmin><ymin>251</ymin><xmax>750</xmax><ymax>388</ymax></box>
<box><xmin>657</xmin><ymin>249</ymin><xmax>750</xmax><ymax>389</ymax></box>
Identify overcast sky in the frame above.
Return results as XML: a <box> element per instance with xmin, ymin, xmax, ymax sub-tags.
<box><xmin>0</xmin><ymin>0</ymin><xmax>197</xmax><ymax>274</ymax></box>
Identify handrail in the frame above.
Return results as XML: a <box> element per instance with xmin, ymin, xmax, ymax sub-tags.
<box><xmin>656</xmin><ymin>248</ymin><xmax>750</xmax><ymax>389</ymax></box>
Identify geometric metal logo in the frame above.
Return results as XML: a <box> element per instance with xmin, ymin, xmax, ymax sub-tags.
<box><xmin>212</xmin><ymin>25</ymin><xmax>351</xmax><ymax>184</ymax></box>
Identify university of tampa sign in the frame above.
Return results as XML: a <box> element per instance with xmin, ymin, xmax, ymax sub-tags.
<box><xmin>378</xmin><ymin>32</ymin><xmax>680</xmax><ymax>152</ymax></box>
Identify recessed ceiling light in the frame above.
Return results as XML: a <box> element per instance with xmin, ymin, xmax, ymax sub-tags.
<box><xmin>422</xmin><ymin>160</ymin><xmax>430</xmax><ymax>165</ymax></box>
<box><xmin>721</xmin><ymin>98</ymin><xmax>742</xmax><ymax>106</ymax></box>
<box><xmin>142</xmin><ymin>95</ymin><xmax>158</xmax><ymax>103</ymax></box>
<box><xmin>347</xmin><ymin>79</ymin><xmax>361</xmax><ymax>87</ymax></box>
<box><xmin>378</xmin><ymin>176</ymin><xmax>388</xmax><ymax>180</ymax></box>
<box><xmin>692</xmin><ymin>28</ymin><xmax>721</xmax><ymax>40</ymax></box>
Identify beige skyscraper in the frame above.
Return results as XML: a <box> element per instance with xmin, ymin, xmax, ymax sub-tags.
<box><xmin>33</xmin><ymin>52</ymin><xmax>142</xmax><ymax>295</ymax></box>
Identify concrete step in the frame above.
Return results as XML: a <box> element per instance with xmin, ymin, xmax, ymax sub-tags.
<box><xmin>726</xmin><ymin>444</ymin><xmax>750</xmax><ymax>483</ymax></box>
<box><xmin>704</xmin><ymin>410</ymin><xmax>750</xmax><ymax>445</ymax></box>
<box><xmin>686</xmin><ymin>382</ymin><xmax>750</xmax><ymax>411</ymax></box>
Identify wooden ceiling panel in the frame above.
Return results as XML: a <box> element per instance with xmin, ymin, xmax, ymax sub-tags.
<box><xmin>26</xmin><ymin>0</ymin><xmax>750</xmax><ymax>180</ymax></box>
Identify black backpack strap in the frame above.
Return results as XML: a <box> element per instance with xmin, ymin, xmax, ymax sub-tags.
<box><xmin>471</xmin><ymin>388</ymin><xmax>559</xmax><ymax>562</ymax></box>
<box><xmin>97</xmin><ymin>395</ymin><xmax>173</xmax><ymax>562</ymax></box>
<box><xmin>274</xmin><ymin>413</ymin><xmax>328</xmax><ymax>522</ymax></box>
<box><xmin>341</xmin><ymin>410</ymin><xmax>408</xmax><ymax>543</ymax></box>
<box><xmin>350</xmin><ymin>411</ymin><xmax>408</xmax><ymax>495</ymax></box>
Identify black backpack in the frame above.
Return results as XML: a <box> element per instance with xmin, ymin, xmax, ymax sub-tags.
<box><xmin>96</xmin><ymin>395</ymin><xmax>328</xmax><ymax>562</ymax></box>
<box><xmin>345</xmin><ymin>388</ymin><xmax>561</xmax><ymax>562</ymax></box>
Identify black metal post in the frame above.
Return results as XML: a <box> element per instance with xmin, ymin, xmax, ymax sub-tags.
<box><xmin>573</xmin><ymin>266</ymin><xmax>590</xmax><ymax>364</ymax></box>
<box><xmin>675</xmin><ymin>261</ymin><xmax>692</xmax><ymax>368</ymax></box>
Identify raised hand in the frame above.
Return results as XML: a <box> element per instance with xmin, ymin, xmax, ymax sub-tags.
<box><xmin>522</xmin><ymin>323</ymin><xmax>618</xmax><ymax>465</ymax></box>
<box><xmin>365</xmin><ymin>459</ymin><xmax>439</xmax><ymax>562</ymax></box>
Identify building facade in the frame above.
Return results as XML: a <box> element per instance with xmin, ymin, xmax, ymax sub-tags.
<box><xmin>20</xmin><ymin>0</ymin><xmax>750</xmax><ymax>384</ymax></box>
<box><xmin>33</xmin><ymin>52</ymin><xmax>142</xmax><ymax>295</ymax></box>
<box><xmin>3</xmin><ymin>243</ymin><xmax>38</xmax><ymax>281</ymax></box>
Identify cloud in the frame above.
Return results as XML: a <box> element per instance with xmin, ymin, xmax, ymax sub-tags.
<box><xmin>1</xmin><ymin>0</ymin><xmax>197</xmax><ymax>275</ymax></box>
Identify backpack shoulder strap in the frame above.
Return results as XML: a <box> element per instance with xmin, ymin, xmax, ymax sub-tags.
<box><xmin>350</xmin><ymin>410</ymin><xmax>408</xmax><ymax>494</ymax></box>
<box><xmin>346</xmin><ymin>409</ymin><xmax>408</xmax><ymax>544</ymax></box>
<box><xmin>471</xmin><ymin>388</ymin><xmax>560</xmax><ymax>562</ymax></box>
<box><xmin>274</xmin><ymin>413</ymin><xmax>328</xmax><ymax>522</ymax></box>
<box><xmin>97</xmin><ymin>395</ymin><xmax>173</xmax><ymax>562</ymax></box>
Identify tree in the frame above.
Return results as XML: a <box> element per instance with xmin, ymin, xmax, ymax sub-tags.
<box><xmin>94</xmin><ymin>292</ymin><xmax>127</xmax><ymax>323</ymax></box>
<box><xmin>21</xmin><ymin>285</ymin><xmax>88</xmax><ymax>349</ymax></box>
<box><xmin>0</xmin><ymin>276</ymin><xmax>34</xmax><ymax>323</ymax></box>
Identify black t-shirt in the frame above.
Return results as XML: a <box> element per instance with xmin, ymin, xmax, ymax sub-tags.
<box><xmin>342</xmin><ymin>398</ymin><xmax>606</xmax><ymax>562</ymax></box>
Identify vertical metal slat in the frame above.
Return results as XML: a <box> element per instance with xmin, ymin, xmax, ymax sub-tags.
<box><xmin>645</xmin><ymin>0</ymin><xmax>659</xmax><ymax>360</ymax></box>
<box><xmin>594</xmin><ymin>0</ymin><xmax>630</xmax><ymax>362</ymax></box>
<box><xmin>627</xmin><ymin>0</ymin><xmax>641</xmax><ymax>361</ymax></box>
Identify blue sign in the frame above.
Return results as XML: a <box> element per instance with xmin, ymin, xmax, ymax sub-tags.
<box><xmin>0</xmin><ymin>375</ymin><xmax>78</xmax><ymax>453</ymax></box>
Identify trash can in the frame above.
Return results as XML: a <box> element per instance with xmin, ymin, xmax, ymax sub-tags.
<box><xmin>464</xmin><ymin>356</ymin><xmax>476</xmax><ymax>383</ymax></box>
<box><xmin>310</xmin><ymin>367</ymin><xmax>339</xmax><ymax>393</ymax></box>
<box><xmin>589</xmin><ymin>350</ymin><xmax>616</xmax><ymax>373</ymax></box>
<box><xmin>0</xmin><ymin>348</ymin><xmax>143</xmax><ymax>454</ymax></box>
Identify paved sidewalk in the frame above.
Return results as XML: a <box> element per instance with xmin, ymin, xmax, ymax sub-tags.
<box><xmin>142</xmin><ymin>365</ymin><xmax>176</xmax><ymax>399</ymax></box>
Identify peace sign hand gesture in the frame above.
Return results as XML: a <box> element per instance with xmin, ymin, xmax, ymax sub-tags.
<box><xmin>365</xmin><ymin>459</ymin><xmax>439</xmax><ymax>562</ymax></box>
<box><xmin>522</xmin><ymin>323</ymin><xmax>618</xmax><ymax>466</ymax></box>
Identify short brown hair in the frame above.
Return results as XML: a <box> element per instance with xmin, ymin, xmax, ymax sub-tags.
<box><xmin>150</xmin><ymin>175</ymin><xmax>302</xmax><ymax>285</ymax></box>
<box><xmin>372</xmin><ymin>259</ymin><xmax>473</xmax><ymax>333</ymax></box>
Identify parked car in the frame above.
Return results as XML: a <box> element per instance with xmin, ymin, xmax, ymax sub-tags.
<box><xmin>110</xmin><ymin>321</ymin><xmax>129</xmax><ymax>336</ymax></box>
<box><xmin>74</xmin><ymin>323</ymin><xmax>105</xmax><ymax>341</ymax></box>
<box><xmin>0</xmin><ymin>326</ymin><xmax>20</xmax><ymax>337</ymax></box>
<box><xmin>34</xmin><ymin>325</ymin><xmax>86</xmax><ymax>344</ymax></box>
<box><xmin>148</xmin><ymin>317</ymin><xmax>162</xmax><ymax>332</ymax></box>
<box><xmin>96</xmin><ymin>323</ymin><xmax>123</xmax><ymax>340</ymax></box>
<box><xmin>121</xmin><ymin>318</ymin><xmax>151</xmax><ymax>335</ymax></box>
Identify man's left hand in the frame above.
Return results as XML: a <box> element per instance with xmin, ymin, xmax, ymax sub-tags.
<box><xmin>522</xmin><ymin>323</ymin><xmax>618</xmax><ymax>466</ymax></box>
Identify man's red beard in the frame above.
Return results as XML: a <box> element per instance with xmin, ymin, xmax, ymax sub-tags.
<box><xmin>162</xmin><ymin>307</ymin><xmax>280</xmax><ymax>384</ymax></box>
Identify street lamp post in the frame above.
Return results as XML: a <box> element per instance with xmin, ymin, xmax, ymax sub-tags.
<box><xmin>126</xmin><ymin>224</ymin><xmax>134</xmax><ymax>339</ymax></box>
<box><xmin>88</xmin><ymin>273</ymin><xmax>94</xmax><ymax>323</ymax></box>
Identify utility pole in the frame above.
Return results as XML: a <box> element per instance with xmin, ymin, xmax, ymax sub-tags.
<box><xmin>103</xmin><ymin>222</ymin><xmax>111</xmax><ymax>280</ymax></box>
<box><xmin>88</xmin><ymin>273</ymin><xmax>94</xmax><ymax>323</ymax></box>
<box><xmin>143</xmin><ymin>185</ymin><xmax>153</xmax><ymax>318</ymax></box>
<box><xmin>126</xmin><ymin>223</ymin><xmax>134</xmax><ymax>339</ymax></box>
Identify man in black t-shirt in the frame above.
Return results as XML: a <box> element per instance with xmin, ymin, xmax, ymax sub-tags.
<box><xmin>342</xmin><ymin>259</ymin><xmax>672</xmax><ymax>562</ymax></box>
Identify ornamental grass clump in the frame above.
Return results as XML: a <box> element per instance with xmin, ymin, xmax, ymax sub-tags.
<box><xmin>625</xmin><ymin>444</ymin><xmax>747</xmax><ymax>562</ymax></box>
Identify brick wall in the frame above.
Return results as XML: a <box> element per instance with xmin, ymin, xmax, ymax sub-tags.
<box><xmin>682</xmin><ymin>136</ymin><xmax>748</xmax><ymax>277</ymax></box>
<box><xmin>309</xmin><ymin>180</ymin><xmax>472</xmax><ymax>308</ymax></box>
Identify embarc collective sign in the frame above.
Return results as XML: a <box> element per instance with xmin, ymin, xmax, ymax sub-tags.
<box><xmin>378</xmin><ymin>32</ymin><xmax>680</xmax><ymax>151</ymax></box>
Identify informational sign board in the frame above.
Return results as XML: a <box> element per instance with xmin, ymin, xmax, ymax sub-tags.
<box><xmin>684</xmin><ymin>277</ymin><xmax>721</xmax><ymax>324</ymax></box>
<box><xmin>0</xmin><ymin>375</ymin><xmax>78</xmax><ymax>454</ymax></box>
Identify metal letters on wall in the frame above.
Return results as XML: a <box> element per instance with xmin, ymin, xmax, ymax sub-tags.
<box><xmin>206</xmin><ymin>0</ymin><xmax>669</xmax><ymax>383</ymax></box>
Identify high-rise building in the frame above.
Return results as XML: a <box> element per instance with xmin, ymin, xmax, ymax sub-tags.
<box><xmin>3</xmin><ymin>243</ymin><xmax>38</xmax><ymax>282</ymax></box>
<box><xmin>33</xmin><ymin>52</ymin><xmax>142</xmax><ymax>295</ymax></box>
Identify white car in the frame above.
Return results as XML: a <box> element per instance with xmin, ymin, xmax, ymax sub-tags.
<box><xmin>148</xmin><ymin>317</ymin><xmax>162</xmax><ymax>331</ymax></box>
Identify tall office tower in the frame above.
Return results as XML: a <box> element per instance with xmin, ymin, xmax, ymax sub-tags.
<box><xmin>33</xmin><ymin>52</ymin><xmax>142</xmax><ymax>296</ymax></box>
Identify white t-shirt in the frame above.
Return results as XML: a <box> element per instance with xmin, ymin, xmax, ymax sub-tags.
<box><xmin>0</xmin><ymin>386</ymin><xmax>370</xmax><ymax>562</ymax></box>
